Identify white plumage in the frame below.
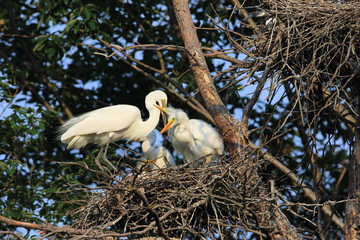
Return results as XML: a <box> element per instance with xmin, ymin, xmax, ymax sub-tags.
<box><xmin>140</xmin><ymin>131</ymin><xmax>175</xmax><ymax>169</ymax></box>
<box><xmin>58</xmin><ymin>91</ymin><xmax>168</xmax><ymax>170</ymax></box>
<box><xmin>160</xmin><ymin>108</ymin><xmax>224</xmax><ymax>167</ymax></box>
<box><xmin>59</xmin><ymin>90</ymin><xmax>167</xmax><ymax>149</ymax></box>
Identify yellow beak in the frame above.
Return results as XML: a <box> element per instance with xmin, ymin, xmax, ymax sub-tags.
<box><xmin>154</xmin><ymin>103</ymin><xmax>167</xmax><ymax>127</ymax></box>
<box><xmin>154</xmin><ymin>104</ymin><xmax>165</xmax><ymax>111</ymax></box>
<box><xmin>160</xmin><ymin>119</ymin><xmax>175</xmax><ymax>134</ymax></box>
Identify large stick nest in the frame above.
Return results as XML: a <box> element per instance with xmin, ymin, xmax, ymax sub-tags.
<box><xmin>70</xmin><ymin>152</ymin><xmax>273</xmax><ymax>238</ymax></box>
<box><xmin>248</xmin><ymin>0</ymin><xmax>360</xmax><ymax>127</ymax></box>
<box><xmin>259</xmin><ymin>0</ymin><xmax>360</xmax><ymax>85</ymax></box>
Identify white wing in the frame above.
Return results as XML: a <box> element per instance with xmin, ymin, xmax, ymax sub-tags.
<box><xmin>188</xmin><ymin>119</ymin><xmax>224</xmax><ymax>155</ymax></box>
<box><xmin>60</xmin><ymin>105</ymin><xmax>141</xmax><ymax>142</ymax></box>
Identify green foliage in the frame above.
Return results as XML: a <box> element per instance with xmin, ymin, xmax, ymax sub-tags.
<box><xmin>1</xmin><ymin>105</ymin><xmax>51</xmax><ymax>220</ymax></box>
<box><xmin>1</xmin><ymin>0</ymin><xmax>191</xmax><ymax>229</ymax></box>
<box><xmin>0</xmin><ymin>0</ymin><xmax>351</xmax><ymax>238</ymax></box>
<box><xmin>33</xmin><ymin>35</ymin><xmax>64</xmax><ymax>59</ymax></box>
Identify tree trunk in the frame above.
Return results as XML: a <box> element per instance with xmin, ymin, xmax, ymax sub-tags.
<box><xmin>171</xmin><ymin>0</ymin><xmax>246</xmax><ymax>160</ymax></box>
<box><xmin>171</xmin><ymin>1</ymin><xmax>301</xmax><ymax>238</ymax></box>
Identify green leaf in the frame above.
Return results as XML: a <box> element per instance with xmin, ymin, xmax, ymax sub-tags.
<box><xmin>88</xmin><ymin>20</ymin><xmax>96</xmax><ymax>31</ymax></box>
<box><xmin>9</xmin><ymin>118</ymin><xmax>16</xmax><ymax>128</ymax></box>
<box><xmin>42</xmin><ymin>187</ymin><xmax>58</xmax><ymax>194</ymax></box>
<box><xmin>46</xmin><ymin>47</ymin><xmax>56</xmax><ymax>57</ymax></box>
<box><xmin>38</xmin><ymin>121</ymin><xmax>45</xmax><ymax>130</ymax></box>
<box><xmin>30</xmin><ymin>128</ymin><xmax>38</xmax><ymax>135</ymax></box>
<box><xmin>64</xmin><ymin>19</ymin><xmax>78</xmax><ymax>33</ymax></box>
<box><xmin>33</xmin><ymin>36</ymin><xmax>48</xmax><ymax>52</ymax></box>
<box><xmin>8</xmin><ymin>160</ymin><xmax>19</xmax><ymax>175</ymax></box>
<box><xmin>73</xmin><ymin>23</ymin><xmax>80</xmax><ymax>33</ymax></box>
<box><xmin>83</xmin><ymin>6</ymin><xmax>92</xmax><ymax>20</ymax></box>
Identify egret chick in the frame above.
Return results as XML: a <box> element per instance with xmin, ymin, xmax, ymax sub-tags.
<box><xmin>160</xmin><ymin>108</ymin><xmax>224</xmax><ymax>167</ymax></box>
<box><xmin>140</xmin><ymin>131</ymin><xmax>175</xmax><ymax>169</ymax></box>
<box><xmin>58</xmin><ymin>90</ymin><xmax>168</xmax><ymax>170</ymax></box>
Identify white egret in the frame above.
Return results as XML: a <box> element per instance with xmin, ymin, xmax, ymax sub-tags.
<box><xmin>140</xmin><ymin>131</ymin><xmax>175</xmax><ymax>169</ymax></box>
<box><xmin>58</xmin><ymin>90</ymin><xmax>168</xmax><ymax>169</ymax></box>
<box><xmin>159</xmin><ymin>108</ymin><xmax>224</xmax><ymax>167</ymax></box>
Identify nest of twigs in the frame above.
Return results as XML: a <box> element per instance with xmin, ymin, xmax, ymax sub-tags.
<box><xmin>252</xmin><ymin>0</ymin><xmax>360</xmax><ymax>127</ymax></box>
<box><xmin>260</xmin><ymin>0</ymin><xmax>360</xmax><ymax>85</ymax></box>
<box><xmin>71</xmin><ymin>151</ymin><xmax>273</xmax><ymax>239</ymax></box>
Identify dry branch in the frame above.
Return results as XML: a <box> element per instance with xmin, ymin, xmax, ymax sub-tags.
<box><xmin>72</xmin><ymin>0</ymin><xmax>360</xmax><ymax>238</ymax></box>
<box><xmin>172</xmin><ymin>0</ymin><xmax>249</xmax><ymax>161</ymax></box>
<box><xmin>71</xmin><ymin>156</ymin><xmax>272</xmax><ymax>239</ymax></box>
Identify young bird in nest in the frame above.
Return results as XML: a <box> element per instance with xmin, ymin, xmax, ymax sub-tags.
<box><xmin>159</xmin><ymin>107</ymin><xmax>224</xmax><ymax>167</ymax></box>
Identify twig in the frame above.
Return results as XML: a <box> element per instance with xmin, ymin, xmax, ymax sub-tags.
<box><xmin>0</xmin><ymin>231</ymin><xmax>25</xmax><ymax>240</ymax></box>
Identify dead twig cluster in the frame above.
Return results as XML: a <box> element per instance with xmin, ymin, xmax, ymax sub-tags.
<box><xmin>260</xmin><ymin>0</ymin><xmax>360</xmax><ymax>121</ymax></box>
<box><xmin>56</xmin><ymin>2</ymin><xmax>360</xmax><ymax>239</ymax></box>
<box><xmin>70</xmin><ymin>153</ymin><xmax>274</xmax><ymax>239</ymax></box>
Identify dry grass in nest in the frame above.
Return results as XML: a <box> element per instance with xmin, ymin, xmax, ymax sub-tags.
<box><xmin>70</xmin><ymin>152</ymin><xmax>272</xmax><ymax>238</ymax></box>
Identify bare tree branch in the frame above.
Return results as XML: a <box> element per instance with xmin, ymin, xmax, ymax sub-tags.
<box><xmin>248</xmin><ymin>142</ymin><xmax>345</xmax><ymax>230</ymax></box>
<box><xmin>0</xmin><ymin>231</ymin><xmax>25</xmax><ymax>240</ymax></box>
<box><xmin>172</xmin><ymin>0</ymin><xmax>248</xmax><ymax>160</ymax></box>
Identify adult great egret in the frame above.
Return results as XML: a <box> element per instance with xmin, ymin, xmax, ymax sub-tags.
<box><xmin>140</xmin><ymin>131</ymin><xmax>175</xmax><ymax>169</ymax></box>
<box><xmin>159</xmin><ymin>108</ymin><xmax>224</xmax><ymax>167</ymax></box>
<box><xmin>58</xmin><ymin>90</ymin><xmax>168</xmax><ymax>169</ymax></box>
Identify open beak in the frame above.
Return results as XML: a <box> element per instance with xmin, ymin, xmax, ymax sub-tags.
<box><xmin>160</xmin><ymin>119</ymin><xmax>175</xmax><ymax>134</ymax></box>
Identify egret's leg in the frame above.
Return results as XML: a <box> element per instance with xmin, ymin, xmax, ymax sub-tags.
<box><xmin>102</xmin><ymin>133</ymin><xmax>116</xmax><ymax>170</ymax></box>
<box><xmin>103</xmin><ymin>137</ymin><xmax>110</xmax><ymax>158</ymax></box>
<box><xmin>94</xmin><ymin>147</ymin><xmax>105</xmax><ymax>171</ymax></box>
<box><xmin>204</xmin><ymin>155</ymin><xmax>212</xmax><ymax>166</ymax></box>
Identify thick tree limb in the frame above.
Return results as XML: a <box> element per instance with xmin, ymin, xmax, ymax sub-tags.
<box><xmin>172</xmin><ymin>0</ymin><xmax>247</xmax><ymax>159</ymax></box>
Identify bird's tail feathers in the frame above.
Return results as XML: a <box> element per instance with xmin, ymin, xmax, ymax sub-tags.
<box><xmin>66</xmin><ymin>135</ymin><xmax>89</xmax><ymax>149</ymax></box>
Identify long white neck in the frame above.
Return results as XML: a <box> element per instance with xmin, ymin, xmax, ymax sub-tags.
<box><xmin>140</xmin><ymin>106</ymin><xmax>160</xmax><ymax>139</ymax></box>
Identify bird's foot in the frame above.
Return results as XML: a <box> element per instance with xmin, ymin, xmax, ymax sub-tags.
<box><xmin>94</xmin><ymin>151</ymin><xmax>116</xmax><ymax>172</ymax></box>
<box><xmin>147</xmin><ymin>159</ymin><xmax>157</xmax><ymax>166</ymax></box>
